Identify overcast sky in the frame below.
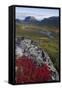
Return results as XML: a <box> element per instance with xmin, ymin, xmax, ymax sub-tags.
<box><xmin>16</xmin><ymin>7</ymin><xmax>59</xmax><ymax>21</ymax></box>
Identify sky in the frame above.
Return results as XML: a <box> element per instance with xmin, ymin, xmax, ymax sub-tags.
<box><xmin>16</xmin><ymin>7</ymin><xmax>59</xmax><ymax>21</ymax></box>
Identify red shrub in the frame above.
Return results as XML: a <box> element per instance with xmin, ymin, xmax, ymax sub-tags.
<box><xmin>36</xmin><ymin>64</ymin><xmax>52</xmax><ymax>82</ymax></box>
<box><xmin>16</xmin><ymin>56</ymin><xmax>52</xmax><ymax>83</ymax></box>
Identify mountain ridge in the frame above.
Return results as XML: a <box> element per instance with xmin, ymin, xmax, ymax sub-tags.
<box><xmin>16</xmin><ymin>16</ymin><xmax>59</xmax><ymax>28</ymax></box>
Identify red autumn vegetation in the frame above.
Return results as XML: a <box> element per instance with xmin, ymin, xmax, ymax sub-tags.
<box><xmin>16</xmin><ymin>56</ymin><xmax>52</xmax><ymax>83</ymax></box>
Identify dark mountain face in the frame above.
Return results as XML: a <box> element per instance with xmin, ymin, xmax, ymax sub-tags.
<box><xmin>24</xmin><ymin>16</ymin><xmax>36</xmax><ymax>21</ymax></box>
<box><xmin>24</xmin><ymin>16</ymin><xmax>39</xmax><ymax>24</ymax></box>
<box><xmin>40</xmin><ymin>16</ymin><xmax>59</xmax><ymax>28</ymax></box>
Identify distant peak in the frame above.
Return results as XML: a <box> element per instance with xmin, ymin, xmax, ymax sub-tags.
<box><xmin>24</xmin><ymin>16</ymin><xmax>36</xmax><ymax>21</ymax></box>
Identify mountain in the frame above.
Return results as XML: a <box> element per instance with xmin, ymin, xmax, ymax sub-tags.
<box><xmin>16</xmin><ymin>16</ymin><xmax>39</xmax><ymax>24</ymax></box>
<box><xmin>16</xmin><ymin>16</ymin><xmax>59</xmax><ymax>28</ymax></box>
<box><xmin>24</xmin><ymin>16</ymin><xmax>36</xmax><ymax>21</ymax></box>
<box><xmin>40</xmin><ymin>16</ymin><xmax>59</xmax><ymax>28</ymax></box>
<box><xmin>24</xmin><ymin>16</ymin><xmax>39</xmax><ymax>24</ymax></box>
